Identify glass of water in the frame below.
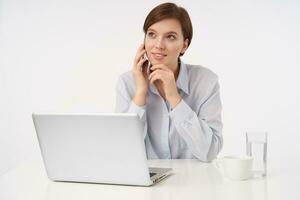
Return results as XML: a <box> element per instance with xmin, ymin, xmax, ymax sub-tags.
<box><xmin>246</xmin><ymin>132</ymin><xmax>268</xmax><ymax>177</ymax></box>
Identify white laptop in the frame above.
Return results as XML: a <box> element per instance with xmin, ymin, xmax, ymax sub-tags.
<box><xmin>32</xmin><ymin>113</ymin><xmax>172</xmax><ymax>186</ymax></box>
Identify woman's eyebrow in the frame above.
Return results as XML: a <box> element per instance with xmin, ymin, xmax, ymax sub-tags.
<box><xmin>147</xmin><ymin>28</ymin><xmax>178</xmax><ymax>35</ymax></box>
<box><xmin>147</xmin><ymin>28</ymin><xmax>157</xmax><ymax>33</ymax></box>
<box><xmin>166</xmin><ymin>31</ymin><xmax>178</xmax><ymax>35</ymax></box>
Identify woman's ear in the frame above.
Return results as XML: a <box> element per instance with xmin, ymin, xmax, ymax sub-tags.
<box><xmin>180</xmin><ymin>39</ymin><xmax>189</xmax><ymax>55</ymax></box>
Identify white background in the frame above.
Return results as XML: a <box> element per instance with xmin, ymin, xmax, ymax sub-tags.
<box><xmin>1</xmin><ymin>0</ymin><xmax>299</xmax><ymax>174</ymax></box>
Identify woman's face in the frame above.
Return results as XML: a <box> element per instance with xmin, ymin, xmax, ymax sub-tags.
<box><xmin>144</xmin><ymin>18</ymin><xmax>189</xmax><ymax>70</ymax></box>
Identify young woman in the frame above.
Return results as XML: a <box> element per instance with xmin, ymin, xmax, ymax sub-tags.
<box><xmin>115</xmin><ymin>3</ymin><xmax>223</xmax><ymax>162</ymax></box>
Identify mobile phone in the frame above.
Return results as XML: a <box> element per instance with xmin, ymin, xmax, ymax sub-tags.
<box><xmin>142</xmin><ymin>41</ymin><xmax>153</xmax><ymax>74</ymax></box>
<box><xmin>142</xmin><ymin>53</ymin><xmax>152</xmax><ymax>74</ymax></box>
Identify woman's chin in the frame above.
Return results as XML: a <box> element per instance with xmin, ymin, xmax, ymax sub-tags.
<box><xmin>150</xmin><ymin>60</ymin><xmax>165</xmax><ymax>66</ymax></box>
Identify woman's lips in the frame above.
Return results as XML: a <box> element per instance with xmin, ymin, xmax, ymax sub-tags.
<box><xmin>151</xmin><ymin>53</ymin><xmax>167</xmax><ymax>60</ymax></box>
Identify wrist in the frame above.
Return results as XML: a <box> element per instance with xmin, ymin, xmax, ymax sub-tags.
<box><xmin>135</xmin><ymin>89</ymin><xmax>147</xmax><ymax>96</ymax></box>
<box><xmin>133</xmin><ymin>92</ymin><xmax>147</xmax><ymax>106</ymax></box>
<box><xmin>168</xmin><ymin>95</ymin><xmax>182</xmax><ymax>109</ymax></box>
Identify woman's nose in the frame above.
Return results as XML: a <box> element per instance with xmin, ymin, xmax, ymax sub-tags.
<box><xmin>155</xmin><ymin>37</ymin><xmax>165</xmax><ymax>50</ymax></box>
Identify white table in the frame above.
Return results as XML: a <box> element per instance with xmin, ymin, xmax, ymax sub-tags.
<box><xmin>0</xmin><ymin>159</ymin><xmax>299</xmax><ymax>200</ymax></box>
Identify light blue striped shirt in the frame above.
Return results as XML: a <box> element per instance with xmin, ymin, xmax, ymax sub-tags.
<box><xmin>115</xmin><ymin>61</ymin><xmax>223</xmax><ymax>162</ymax></box>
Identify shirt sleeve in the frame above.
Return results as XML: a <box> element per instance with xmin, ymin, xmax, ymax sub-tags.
<box><xmin>114</xmin><ymin>76</ymin><xmax>148</xmax><ymax>139</ymax></box>
<box><xmin>169</xmin><ymin>79</ymin><xmax>223</xmax><ymax>162</ymax></box>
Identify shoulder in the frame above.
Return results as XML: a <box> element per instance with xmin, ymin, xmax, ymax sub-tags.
<box><xmin>183</xmin><ymin>63</ymin><xmax>220</xmax><ymax>101</ymax></box>
<box><xmin>116</xmin><ymin>70</ymin><xmax>136</xmax><ymax>95</ymax></box>
<box><xmin>118</xmin><ymin>70</ymin><xmax>134</xmax><ymax>84</ymax></box>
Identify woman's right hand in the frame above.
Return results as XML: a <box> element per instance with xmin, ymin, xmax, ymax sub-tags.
<box><xmin>132</xmin><ymin>44</ymin><xmax>149</xmax><ymax>106</ymax></box>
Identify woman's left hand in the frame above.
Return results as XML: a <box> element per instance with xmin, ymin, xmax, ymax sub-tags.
<box><xmin>149</xmin><ymin>64</ymin><xmax>182</xmax><ymax>108</ymax></box>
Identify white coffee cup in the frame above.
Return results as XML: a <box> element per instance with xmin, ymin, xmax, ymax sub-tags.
<box><xmin>217</xmin><ymin>156</ymin><xmax>253</xmax><ymax>180</ymax></box>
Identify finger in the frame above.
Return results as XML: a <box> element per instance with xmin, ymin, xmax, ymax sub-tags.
<box><xmin>149</xmin><ymin>73</ymin><xmax>163</xmax><ymax>84</ymax></box>
<box><xmin>149</xmin><ymin>69</ymin><xmax>164</xmax><ymax>82</ymax></box>
<box><xmin>135</xmin><ymin>56</ymin><xmax>147</xmax><ymax>71</ymax></box>
<box><xmin>137</xmin><ymin>43</ymin><xmax>145</xmax><ymax>52</ymax></box>
<box><xmin>135</xmin><ymin>44</ymin><xmax>145</xmax><ymax>58</ymax></box>
<box><xmin>150</xmin><ymin>64</ymin><xmax>171</xmax><ymax>72</ymax></box>
<box><xmin>149</xmin><ymin>69</ymin><xmax>168</xmax><ymax>80</ymax></box>
<box><xmin>148</xmin><ymin>70</ymin><xmax>158</xmax><ymax>81</ymax></box>
<box><xmin>134</xmin><ymin>49</ymin><xmax>146</xmax><ymax>64</ymax></box>
<box><xmin>135</xmin><ymin>44</ymin><xmax>145</xmax><ymax>56</ymax></box>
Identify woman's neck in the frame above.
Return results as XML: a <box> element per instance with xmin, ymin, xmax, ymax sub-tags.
<box><xmin>170</xmin><ymin>60</ymin><xmax>180</xmax><ymax>81</ymax></box>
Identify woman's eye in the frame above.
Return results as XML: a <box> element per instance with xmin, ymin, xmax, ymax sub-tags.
<box><xmin>147</xmin><ymin>32</ymin><xmax>155</xmax><ymax>38</ymax></box>
<box><xmin>167</xmin><ymin>35</ymin><xmax>176</xmax><ymax>40</ymax></box>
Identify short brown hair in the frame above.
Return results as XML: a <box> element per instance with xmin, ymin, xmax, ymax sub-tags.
<box><xmin>143</xmin><ymin>2</ymin><xmax>193</xmax><ymax>56</ymax></box>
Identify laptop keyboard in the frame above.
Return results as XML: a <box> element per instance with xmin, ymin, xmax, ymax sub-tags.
<box><xmin>150</xmin><ymin>172</ymin><xmax>157</xmax><ymax>177</ymax></box>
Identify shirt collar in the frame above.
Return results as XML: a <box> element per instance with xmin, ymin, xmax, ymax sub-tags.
<box><xmin>149</xmin><ymin>60</ymin><xmax>190</xmax><ymax>95</ymax></box>
<box><xmin>176</xmin><ymin>60</ymin><xmax>190</xmax><ymax>95</ymax></box>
